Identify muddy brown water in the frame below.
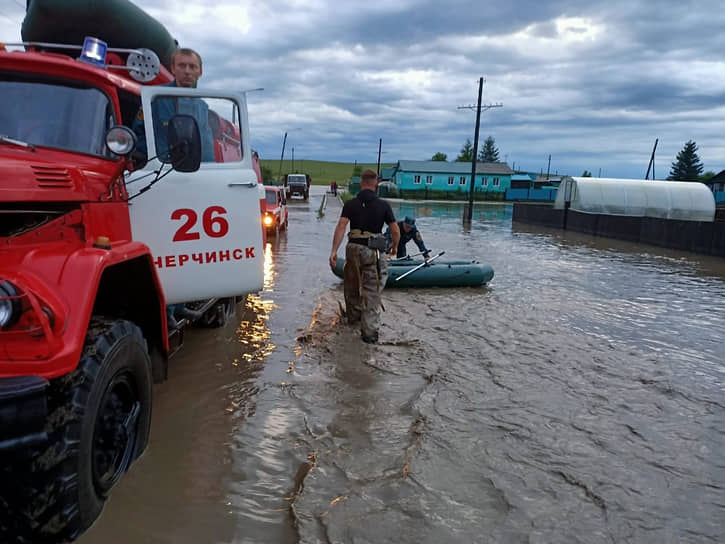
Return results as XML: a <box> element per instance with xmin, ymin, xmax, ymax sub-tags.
<box><xmin>80</xmin><ymin>186</ymin><xmax>724</xmax><ymax>543</ymax></box>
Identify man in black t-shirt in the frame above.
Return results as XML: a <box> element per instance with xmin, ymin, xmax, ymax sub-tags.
<box><xmin>329</xmin><ymin>170</ymin><xmax>400</xmax><ymax>343</ymax></box>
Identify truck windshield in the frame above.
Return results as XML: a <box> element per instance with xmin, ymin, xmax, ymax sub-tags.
<box><xmin>0</xmin><ymin>77</ymin><xmax>114</xmax><ymax>158</ymax></box>
<box><xmin>288</xmin><ymin>175</ymin><xmax>306</xmax><ymax>183</ymax></box>
<box><xmin>265</xmin><ymin>190</ymin><xmax>278</xmax><ymax>205</ymax></box>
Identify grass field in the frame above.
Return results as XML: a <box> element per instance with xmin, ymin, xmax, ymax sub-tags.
<box><xmin>259</xmin><ymin>159</ymin><xmax>395</xmax><ymax>187</ymax></box>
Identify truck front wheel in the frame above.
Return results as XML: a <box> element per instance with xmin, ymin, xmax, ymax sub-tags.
<box><xmin>0</xmin><ymin>318</ymin><xmax>152</xmax><ymax>542</ymax></box>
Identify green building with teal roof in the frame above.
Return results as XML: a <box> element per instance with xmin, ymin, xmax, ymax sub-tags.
<box><xmin>391</xmin><ymin>160</ymin><xmax>514</xmax><ymax>197</ymax></box>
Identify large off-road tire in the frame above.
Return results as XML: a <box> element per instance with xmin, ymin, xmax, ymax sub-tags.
<box><xmin>0</xmin><ymin>318</ymin><xmax>152</xmax><ymax>543</ymax></box>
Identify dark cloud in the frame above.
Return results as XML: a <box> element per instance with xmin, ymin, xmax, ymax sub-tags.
<box><xmin>2</xmin><ymin>0</ymin><xmax>725</xmax><ymax>177</ymax></box>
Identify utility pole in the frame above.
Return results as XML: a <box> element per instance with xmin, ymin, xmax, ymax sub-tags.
<box><xmin>376</xmin><ymin>138</ymin><xmax>382</xmax><ymax>176</ymax></box>
<box><xmin>645</xmin><ymin>138</ymin><xmax>658</xmax><ymax>180</ymax></box>
<box><xmin>546</xmin><ymin>155</ymin><xmax>551</xmax><ymax>180</ymax></box>
<box><xmin>277</xmin><ymin>131</ymin><xmax>287</xmax><ymax>183</ymax></box>
<box><xmin>458</xmin><ymin>77</ymin><xmax>502</xmax><ymax>223</ymax></box>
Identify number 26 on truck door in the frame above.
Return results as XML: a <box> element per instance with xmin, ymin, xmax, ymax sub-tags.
<box><xmin>171</xmin><ymin>206</ymin><xmax>229</xmax><ymax>242</ymax></box>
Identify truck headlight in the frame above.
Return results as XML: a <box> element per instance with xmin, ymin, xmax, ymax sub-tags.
<box><xmin>106</xmin><ymin>125</ymin><xmax>137</xmax><ymax>156</ymax></box>
<box><xmin>0</xmin><ymin>281</ymin><xmax>21</xmax><ymax>330</ymax></box>
<box><xmin>263</xmin><ymin>215</ymin><xmax>273</xmax><ymax>226</ymax></box>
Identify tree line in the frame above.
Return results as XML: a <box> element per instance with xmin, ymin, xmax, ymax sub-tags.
<box><xmin>430</xmin><ymin>137</ymin><xmax>715</xmax><ymax>182</ymax></box>
<box><xmin>431</xmin><ymin>136</ymin><xmax>501</xmax><ymax>163</ymax></box>
<box><xmin>261</xmin><ymin>138</ymin><xmax>715</xmax><ymax>183</ymax></box>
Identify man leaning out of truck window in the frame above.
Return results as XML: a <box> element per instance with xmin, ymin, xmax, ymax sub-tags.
<box><xmin>131</xmin><ymin>47</ymin><xmax>215</xmax><ymax>165</ymax></box>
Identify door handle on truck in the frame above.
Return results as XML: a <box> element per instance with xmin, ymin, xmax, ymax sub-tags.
<box><xmin>228</xmin><ymin>182</ymin><xmax>258</xmax><ymax>188</ymax></box>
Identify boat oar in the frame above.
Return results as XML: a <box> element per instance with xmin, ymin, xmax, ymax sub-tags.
<box><xmin>391</xmin><ymin>251</ymin><xmax>426</xmax><ymax>263</ymax></box>
<box><xmin>394</xmin><ymin>251</ymin><xmax>445</xmax><ymax>282</ymax></box>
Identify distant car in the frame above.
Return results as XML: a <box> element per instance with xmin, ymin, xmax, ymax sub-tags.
<box><xmin>284</xmin><ymin>173</ymin><xmax>310</xmax><ymax>201</ymax></box>
<box><xmin>263</xmin><ymin>185</ymin><xmax>289</xmax><ymax>234</ymax></box>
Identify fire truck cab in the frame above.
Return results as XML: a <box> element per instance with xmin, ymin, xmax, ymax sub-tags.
<box><xmin>0</xmin><ymin>26</ymin><xmax>264</xmax><ymax>543</ymax></box>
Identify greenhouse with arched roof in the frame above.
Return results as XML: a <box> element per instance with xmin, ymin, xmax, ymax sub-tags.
<box><xmin>553</xmin><ymin>178</ymin><xmax>715</xmax><ymax>222</ymax></box>
<box><xmin>513</xmin><ymin>177</ymin><xmax>724</xmax><ymax>256</ymax></box>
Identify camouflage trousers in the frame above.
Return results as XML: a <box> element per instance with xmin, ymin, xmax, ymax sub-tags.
<box><xmin>343</xmin><ymin>243</ymin><xmax>388</xmax><ymax>337</ymax></box>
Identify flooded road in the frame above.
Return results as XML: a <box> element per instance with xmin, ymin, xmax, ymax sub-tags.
<box><xmin>82</xmin><ymin>187</ymin><xmax>724</xmax><ymax>543</ymax></box>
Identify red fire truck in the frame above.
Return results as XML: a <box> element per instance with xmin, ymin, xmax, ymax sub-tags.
<box><xmin>0</xmin><ymin>2</ymin><xmax>265</xmax><ymax>541</ymax></box>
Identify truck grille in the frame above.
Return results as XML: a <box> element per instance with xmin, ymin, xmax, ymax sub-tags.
<box><xmin>31</xmin><ymin>165</ymin><xmax>73</xmax><ymax>188</ymax></box>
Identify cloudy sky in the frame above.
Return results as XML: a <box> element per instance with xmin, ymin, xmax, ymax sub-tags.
<box><xmin>2</xmin><ymin>0</ymin><xmax>725</xmax><ymax>178</ymax></box>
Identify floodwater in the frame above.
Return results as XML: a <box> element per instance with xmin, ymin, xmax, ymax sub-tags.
<box><xmin>81</xmin><ymin>186</ymin><xmax>725</xmax><ymax>543</ymax></box>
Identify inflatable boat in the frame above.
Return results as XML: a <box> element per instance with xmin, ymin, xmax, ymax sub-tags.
<box><xmin>22</xmin><ymin>0</ymin><xmax>178</xmax><ymax>69</ymax></box>
<box><xmin>331</xmin><ymin>255</ymin><xmax>494</xmax><ymax>288</ymax></box>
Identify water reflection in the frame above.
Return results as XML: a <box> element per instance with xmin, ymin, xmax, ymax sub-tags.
<box><xmin>394</xmin><ymin>201</ymin><xmax>511</xmax><ymax>222</ymax></box>
<box><xmin>512</xmin><ymin>220</ymin><xmax>725</xmax><ymax>282</ymax></box>
<box><xmin>78</xmin><ymin>294</ymin><xmax>274</xmax><ymax>543</ymax></box>
<box><xmin>291</xmin><ymin>195</ymin><xmax>725</xmax><ymax>543</ymax></box>
<box><xmin>263</xmin><ymin>242</ymin><xmax>275</xmax><ymax>291</ymax></box>
<box><xmin>224</xmin><ymin>237</ymin><xmax>303</xmax><ymax>544</ymax></box>
<box><xmin>234</xmin><ymin>295</ymin><xmax>274</xmax><ymax>362</ymax></box>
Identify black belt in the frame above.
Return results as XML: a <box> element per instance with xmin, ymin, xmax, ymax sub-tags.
<box><xmin>348</xmin><ymin>238</ymin><xmax>370</xmax><ymax>246</ymax></box>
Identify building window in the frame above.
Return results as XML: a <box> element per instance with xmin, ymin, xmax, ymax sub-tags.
<box><xmin>459</xmin><ymin>176</ymin><xmax>467</xmax><ymax>185</ymax></box>
<box><xmin>448</xmin><ymin>176</ymin><xmax>454</xmax><ymax>185</ymax></box>
<box><xmin>482</xmin><ymin>177</ymin><xmax>488</xmax><ymax>187</ymax></box>
<box><xmin>425</xmin><ymin>175</ymin><xmax>433</xmax><ymax>185</ymax></box>
<box><xmin>414</xmin><ymin>175</ymin><xmax>421</xmax><ymax>184</ymax></box>
<box><xmin>493</xmin><ymin>177</ymin><xmax>500</xmax><ymax>187</ymax></box>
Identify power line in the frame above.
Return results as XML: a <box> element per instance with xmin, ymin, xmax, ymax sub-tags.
<box><xmin>457</xmin><ymin>78</ymin><xmax>503</xmax><ymax>115</ymax></box>
<box><xmin>457</xmin><ymin>102</ymin><xmax>503</xmax><ymax>113</ymax></box>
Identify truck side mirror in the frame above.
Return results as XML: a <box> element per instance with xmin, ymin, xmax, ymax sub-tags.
<box><xmin>167</xmin><ymin>114</ymin><xmax>201</xmax><ymax>173</ymax></box>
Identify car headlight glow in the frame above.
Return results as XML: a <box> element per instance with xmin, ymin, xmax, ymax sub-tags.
<box><xmin>263</xmin><ymin>215</ymin><xmax>274</xmax><ymax>226</ymax></box>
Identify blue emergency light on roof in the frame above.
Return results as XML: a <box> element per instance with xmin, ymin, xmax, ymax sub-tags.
<box><xmin>79</xmin><ymin>37</ymin><xmax>107</xmax><ymax>67</ymax></box>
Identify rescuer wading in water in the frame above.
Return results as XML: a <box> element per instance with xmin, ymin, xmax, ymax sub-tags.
<box><xmin>329</xmin><ymin>170</ymin><xmax>400</xmax><ymax>343</ymax></box>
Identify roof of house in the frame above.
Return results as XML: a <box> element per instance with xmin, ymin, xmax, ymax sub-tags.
<box><xmin>380</xmin><ymin>166</ymin><xmax>395</xmax><ymax>179</ymax></box>
<box><xmin>395</xmin><ymin>160</ymin><xmax>514</xmax><ymax>175</ymax></box>
<box><xmin>706</xmin><ymin>169</ymin><xmax>725</xmax><ymax>185</ymax></box>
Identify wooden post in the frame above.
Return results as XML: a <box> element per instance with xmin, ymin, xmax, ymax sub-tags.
<box><xmin>377</xmin><ymin>138</ymin><xmax>382</xmax><ymax>176</ymax></box>
<box><xmin>466</xmin><ymin>77</ymin><xmax>484</xmax><ymax>223</ymax></box>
